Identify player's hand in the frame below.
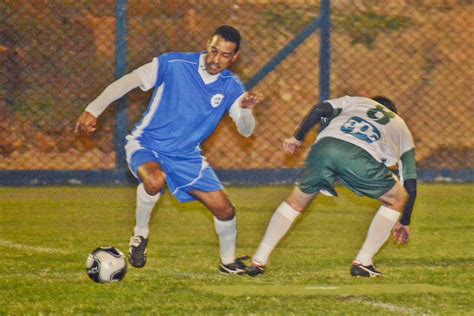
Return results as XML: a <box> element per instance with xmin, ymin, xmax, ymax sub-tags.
<box><xmin>240</xmin><ymin>92</ymin><xmax>263</xmax><ymax>109</ymax></box>
<box><xmin>387</xmin><ymin>164</ymin><xmax>399</xmax><ymax>172</ymax></box>
<box><xmin>75</xmin><ymin>111</ymin><xmax>98</xmax><ymax>136</ymax></box>
<box><xmin>392</xmin><ymin>222</ymin><xmax>410</xmax><ymax>245</ymax></box>
<box><xmin>283</xmin><ymin>136</ymin><xmax>302</xmax><ymax>154</ymax></box>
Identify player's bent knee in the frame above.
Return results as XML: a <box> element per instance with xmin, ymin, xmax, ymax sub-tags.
<box><xmin>286</xmin><ymin>190</ymin><xmax>313</xmax><ymax>212</ymax></box>
<box><xmin>214</xmin><ymin>206</ymin><xmax>235</xmax><ymax>221</ymax></box>
<box><xmin>142</xmin><ymin>176</ymin><xmax>165</xmax><ymax>196</ymax></box>
<box><xmin>285</xmin><ymin>199</ymin><xmax>306</xmax><ymax>213</ymax></box>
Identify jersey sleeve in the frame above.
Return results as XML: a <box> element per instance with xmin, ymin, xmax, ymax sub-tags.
<box><xmin>84</xmin><ymin>72</ymin><xmax>142</xmax><ymax>117</ymax></box>
<box><xmin>400</xmin><ymin>148</ymin><xmax>417</xmax><ymax>180</ymax></box>
<box><xmin>225</xmin><ymin>74</ymin><xmax>246</xmax><ymax>111</ymax></box>
<box><xmin>325</xmin><ymin>96</ymin><xmax>346</xmax><ymax>111</ymax></box>
<box><xmin>154</xmin><ymin>53</ymin><xmax>171</xmax><ymax>88</ymax></box>
<box><xmin>398</xmin><ymin>122</ymin><xmax>417</xmax><ymax>180</ymax></box>
<box><xmin>132</xmin><ymin>57</ymin><xmax>158</xmax><ymax>91</ymax></box>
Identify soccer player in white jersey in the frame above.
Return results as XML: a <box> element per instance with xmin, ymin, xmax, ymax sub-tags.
<box><xmin>247</xmin><ymin>96</ymin><xmax>417</xmax><ymax>277</ymax></box>
<box><xmin>75</xmin><ymin>25</ymin><xmax>263</xmax><ymax>274</ymax></box>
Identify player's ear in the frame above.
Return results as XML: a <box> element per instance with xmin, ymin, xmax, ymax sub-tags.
<box><xmin>231</xmin><ymin>51</ymin><xmax>240</xmax><ymax>63</ymax></box>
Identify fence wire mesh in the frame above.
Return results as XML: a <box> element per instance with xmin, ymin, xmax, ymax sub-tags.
<box><xmin>1</xmin><ymin>1</ymin><xmax>473</xmax><ymax>176</ymax></box>
<box><xmin>330</xmin><ymin>1</ymin><xmax>474</xmax><ymax>171</ymax></box>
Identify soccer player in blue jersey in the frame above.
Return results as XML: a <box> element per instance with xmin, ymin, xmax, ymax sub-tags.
<box><xmin>75</xmin><ymin>25</ymin><xmax>263</xmax><ymax>274</ymax></box>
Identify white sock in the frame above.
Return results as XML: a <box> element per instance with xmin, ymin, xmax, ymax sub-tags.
<box><xmin>133</xmin><ymin>183</ymin><xmax>161</xmax><ymax>238</ymax></box>
<box><xmin>253</xmin><ymin>202</ymin><xmax>301</xmax><ymax>265</ymax></box>
<box><xmin>214</xmin><ymin>217</ymin><xmax>237</xmax><ymax>265</ymax></box>
<box><xmin>355</xmin><ymin>205</ymin><xmax>400</xmax><ymax>266</ymax></box>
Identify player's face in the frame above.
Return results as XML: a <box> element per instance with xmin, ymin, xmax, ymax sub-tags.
<box><xmin>205</xmin><ymin>35</ymin><xmax>239</xmax><ymax>75</ymax></box>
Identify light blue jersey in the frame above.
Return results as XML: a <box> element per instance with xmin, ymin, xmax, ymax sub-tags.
<box><xmin>124</xmin><ymin>52</ymin><xmax>247</xmax><ymax>202</ymax></box>
<box><xmin>127</xmin><ymin>52</ymin><xmax>245</xmax><ymax>155</ymax></box>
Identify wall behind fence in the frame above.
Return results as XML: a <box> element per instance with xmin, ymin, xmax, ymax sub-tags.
<box><xmin>0</xmin><ymin>1</ymin><xmax>472</xmax><ymax>183</ymax></box>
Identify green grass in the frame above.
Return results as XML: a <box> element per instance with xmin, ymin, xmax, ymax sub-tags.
<box><xmin>0</xmin><ymin>184</ymin><xmax>472</xmax><ymax>314</ymax></box>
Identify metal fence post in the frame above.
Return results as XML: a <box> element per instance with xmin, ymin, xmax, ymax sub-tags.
<box><xmin>245</xmin><ymin>16</ymin><xmax>322</xmax><ymax>90</ymax></box>
<box><xmin>115</xmin><ymin>0</ymin><xmax>128</xmax><ymax>174</ymax></box>
<box><xmin>319</xmin><ymin>0</ymin><xmax>331</xmax><ymax>102</ymax></box>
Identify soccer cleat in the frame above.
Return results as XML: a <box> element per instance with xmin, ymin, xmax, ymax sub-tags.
<box><xmin>350</xmin><ymin>260</ymin><xmax>382</xmax><ymax>278</ymax></box>
<box><xmin>219</xmin><ymin>256</ymin><xmax>249</xmax><ymax>275</ymax></box>
<box><xmin>246</xmin><ymin>262</ymin><xmax>265</xmax><ymax>277</ymax></box>
<box><xmin>128</xmin><ymin>236</ymin><xmax>148</xmax><ymax>268</ymax></box>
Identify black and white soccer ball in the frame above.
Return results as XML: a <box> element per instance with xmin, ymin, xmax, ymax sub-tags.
<box><xmin>86</xmin><ymin>246</ymin><xmax>127</xmax><ymax>283</ymax></box>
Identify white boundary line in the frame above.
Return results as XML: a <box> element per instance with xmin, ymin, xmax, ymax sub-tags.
<box><xmin>305</xmin><ymin>286</ymin><xmax>339</xmax><ymax>290</ymax></box>
<box><xmin>347</xmin><ymin>297</ymin><xmax>426</xmax><ymax>315</ymax></box>
<box><xmin>0</xmin><ymin>239</ymin><xmax>68</xmax><ymax>254</ymax></box>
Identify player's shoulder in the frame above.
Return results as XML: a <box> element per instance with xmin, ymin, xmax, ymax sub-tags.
<box><xmin>220</xmin><ymin>70</ymin><xmax>245</xmax><ymax>89</ymax></box>
<box><xmin>341</xmin><ymin>95</ymin><xmax>375</xmax><ymax>107</ymax></box>
<box><xmin>325</xmin><ymin>95</ymin><xmax>354</xmax><ymax>108</ymax></box>
<box><xmin>159</xmin><ymin>52</ymin><xmax>200</xmax><ymax>65</ymax></box>
<box><xmin>342</xmin><ymin>96</ymin><xmax>398</xmax><ymax>112</ymax></box>
<box><xmin>392</xmin><ymin>113</ymin><xmax>411</xmax><ymax>133</ymax></box>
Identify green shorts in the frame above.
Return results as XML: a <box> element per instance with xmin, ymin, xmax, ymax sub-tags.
<box><xmin>297</xmin><ymin>137</ymin><xmax>396</xmax><ymax>199</ymax></box>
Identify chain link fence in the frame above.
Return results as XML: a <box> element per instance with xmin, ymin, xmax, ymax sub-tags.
<box><xmin>330</xmin><ymin>1</ymin><xmax>473</xmax><ymax>171</ymax></box>
<box><xmin>1</xmin><ymin>1</ymin><xmax>473</xmax><ymax>180</ymax></box>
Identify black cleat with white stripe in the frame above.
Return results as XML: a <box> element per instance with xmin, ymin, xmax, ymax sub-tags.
<box><xmin>129</xmin><ymin>236</ymin><xmax>148</xmax><ymax>268</ymax></box>
<box><xmin>219</xmin><ymin>256</ymin><xmax>248</xmax><ymax>275</ymax></box>
<box><xmin>350</xmin><ymin>261</ymin><xmax>382</xmax><ymax>278</ymax></box>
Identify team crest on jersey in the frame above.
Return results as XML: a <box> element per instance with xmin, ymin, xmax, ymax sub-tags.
<box><xmin>210</xmin><ymin>94</ymin><xmax>224</xmax><ymax>108</ymax></box>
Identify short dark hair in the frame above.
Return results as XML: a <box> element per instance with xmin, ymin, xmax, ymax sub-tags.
<box><xmin>212</xmin><ymin>25</ymin><xmax>241</xmax><ymax>52</ymax></box>
<box><xmin>372</xmin><ymin>95</ymin><xmax>397</xmax><ymax>113</ymax></box>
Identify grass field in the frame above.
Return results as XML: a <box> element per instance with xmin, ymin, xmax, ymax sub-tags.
<box><xmin>0</xmin><ymin>184</ymin><xmax>472</xmax><ymax>314</ymax></box>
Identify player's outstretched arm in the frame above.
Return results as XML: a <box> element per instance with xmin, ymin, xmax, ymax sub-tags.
<box><xmin>230</xmin><ymin>92</ymin><xmax>263</xmax><ymax>137</ymax></box>
<box><xmin>282</xmin><ymin>102</ymin><xmax>334</xmax><ymax>154</ymax></box>
<box><xmin>74</xmin><ymin>71</ymin><xmax>143</xmax><ymax>136</ymax></box>
<box><xmin>392</xmin><ymin>178</ymin><xmax>417</xmax><ymax>245</ymax></box>
<box><xmin>293</xmin><ymin>101</ymin><xmax>333</xmax><ymax>142</ymax></box>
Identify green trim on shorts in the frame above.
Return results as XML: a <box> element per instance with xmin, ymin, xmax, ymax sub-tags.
<box><xmin>297</xmin><ymin>137</ymin><xmax>396</xmax><ymax>199</ymax></box>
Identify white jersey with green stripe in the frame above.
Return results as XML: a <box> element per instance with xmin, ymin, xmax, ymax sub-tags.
<box><xmin>316</xmin><ymin>96</ymin><xmax>416</xmax><ymax>178</ymax></box>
